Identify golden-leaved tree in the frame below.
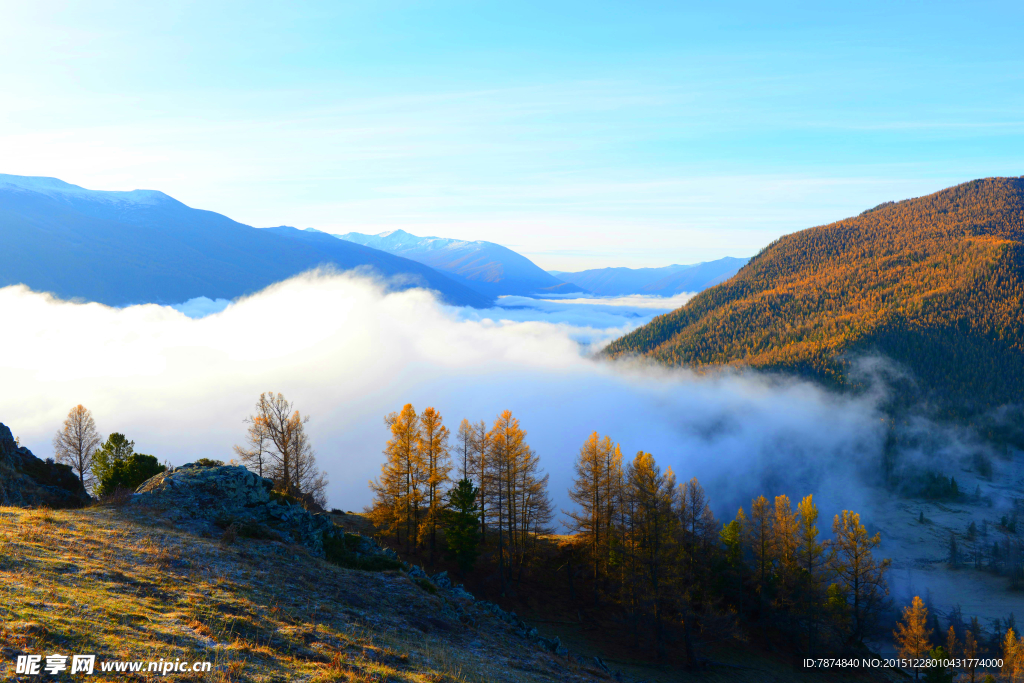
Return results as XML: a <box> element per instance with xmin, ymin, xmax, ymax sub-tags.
<box><xmin>565</xmin><ymin>431</ymin><xmax>621</xmax><ymax>598</ymax></box>
<box><xmin>772</xmin><ymin>494</ymin><xmax>799</xmax><ymax>613</ymax></box>
<box><xmin>1003</xmin><ymin>627</ymin><xmax>1024</xmax><ymax>683</ymax></box>
<box><xmin>469</xmin><ymin>419</ymin><xmax>490</xmax><ymax>540</ymax></box>
<box><xmin>679</xmin><ymin>477</ymin><xmax>717</xmax><ymax>606</ymax></box>
<box><xmin>797</xmin><ymin>494</ymin><xmax>826</xmax><ymax>654</ymax></box>
<box><xmin>829</xmin><ymin>510</ymin><xmax>891</xmax><ymax>645</ymax></box>
<box><xmin>455</xmin><ymin>418</ymin><xmax>475</xmax><ymax>481</ymax></box>
<box><xmin>369</xmin><ymin>404</ymin><xmax>425</xmax><ymax>554</ymax></box>
<box><xmin>893</xmin><ymin>595</ymin><xmax>931</xmax><ymax>680</ymax></box>
<box><xmin>486</xmin><ymin>409</ymin><xmax>552</xmax><ymax>592</ymax></box>
<box><xmin>746</xmin><ymin>495</ymin><xmax>774</xmax><ymax>617</ymax></box>
<box><xmin>623</xmin><ymin>451</ymin><xmax>678</xmax><ymax>660</ymax></box>
<box><xmin>419</xmin><ymin>406</ymin><xmax>452</xmax><ymax>561</ymax></box>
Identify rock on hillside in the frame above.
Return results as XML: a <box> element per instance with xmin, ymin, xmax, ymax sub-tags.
<box><xmin>131</xmin><ymin>463</ymin><xmax>393</xmax><ymax>559</ymax></box>
<box><xmin>0</xmin><ymin>422</ymin><xmax>90</xmax><ymax>508</ymax></box>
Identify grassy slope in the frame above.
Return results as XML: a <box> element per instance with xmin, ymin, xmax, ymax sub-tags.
<box><xmin>0</xmin><ymin>505</ymin><xmax>607</xmax><ymax>683</ymax></box>
<box><xmin>604</xmin><ymin>177</ymin><xmax>1024</xmax><ymax>411</ymax></box>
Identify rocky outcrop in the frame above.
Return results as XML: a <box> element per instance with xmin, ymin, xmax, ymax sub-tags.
<box><xmin>133</xmin><ymin>463</ymin><xmax>348</xmax><ymax>556</ymax></box>
<box><xmin>0</xmin><ymin>422</ymin><xmax>90</xmax><ymax>508</ymax></box>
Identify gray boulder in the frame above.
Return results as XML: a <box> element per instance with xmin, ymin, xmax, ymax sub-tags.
<box><xmin>0</xmin><ymin>422</ymin><xmax>90</xmax><ymax>508</ymax></box>
<box><xmin>431</xmin><ymin>570</ymin><xmax>452</xmax><ymax>589</ymax></box>
<box><xmin>132</xmin><ymin>463</ymin><xmax>337</xmax><ymax>555</ymax></box>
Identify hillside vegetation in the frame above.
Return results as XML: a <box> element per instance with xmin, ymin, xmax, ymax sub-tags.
<box><xmin>604</xmin><ymin>177</ymin><xmax>1024</xmax><ymax>414</ymax></box>
<box><xmin>0</xmin><ymin>505</ymin><xmax>606</xmax><ymax>683</ymax></box>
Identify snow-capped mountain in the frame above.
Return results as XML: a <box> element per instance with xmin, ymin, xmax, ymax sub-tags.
<box><xmin>0</xmin><ymin>175</ymin><xmax>491</xmax><ymax>308</ymax></box>
<box><xmin>331</xmin><ymin>229</ymin><xmax>583</xmax><ymax>297</ymax></box>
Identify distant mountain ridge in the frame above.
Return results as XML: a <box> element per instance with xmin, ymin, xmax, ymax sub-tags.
<box><xmin>0</xmin><ymin>174</ymin><xmax>491</xmax><ymax>308</ymax></box>
<box><xmin>604</xmin><ymin>177</ymin><xmax>1024</xmax><ymax>415</ymax></box>
<box><xmin>330</xmin><ymin>229</ymin><xmax>584</xmax><ymax>297</ymax></box>
<box><xmin>552</xmin><ymin>257</ymin><xmax>747</xmax><ymax>296</ymax></box>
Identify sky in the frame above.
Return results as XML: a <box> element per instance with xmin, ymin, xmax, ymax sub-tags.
<box><xmin>1</xmin><ymin>1</ymin><xmax>1022</xmax><ymax>269</ymax></box>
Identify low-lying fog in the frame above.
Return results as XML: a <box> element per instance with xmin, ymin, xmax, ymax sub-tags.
<box><xmin>8</xmin><ymin>270</ymin><xmax>1022</xmax><ymax>625</ymax></box>
<box><xmin>2</xmin><ymin>270</ymin><xmax>884</xmax><ymax>523</ymax></box>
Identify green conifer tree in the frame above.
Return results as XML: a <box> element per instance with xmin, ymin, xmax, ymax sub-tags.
<box><xmin>444</xmin><ymin>478</ymin><xmax>481</xmax><ymax>575</ymax></box>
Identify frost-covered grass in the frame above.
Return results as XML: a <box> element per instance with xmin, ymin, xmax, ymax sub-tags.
<box><xmin>0</xmin><ymin>505</ymin><xmax>598</xmax><ymax>682</ymax></box>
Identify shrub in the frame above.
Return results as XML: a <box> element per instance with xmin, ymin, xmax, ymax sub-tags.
<box><xmin>96</xmin><ymin>453</ymin><xmax>165</xmax><ymax>497</ymax></box>
<box><xmin>269</xmin><ymin>489</ymin><xmax>301</xmax><ymax>506</ymax></box>
<box><xmin>322</xmin><ymin>534</ymin><xmax>402</xmax><ymax>572</ymax></box>
<box><xmin>193</xmin><ymin>458</ymin><xmax>224</xmax><ymax>468</ymax></box>
<box><xmin>213</xmin><ymin>516</ymin><xmax>281</xmax><ymax>541</ymax></box>
<box><xmin>220</xmin><ymin>523</ymin><xmax>238</xmax><ymax>546</ymax></box>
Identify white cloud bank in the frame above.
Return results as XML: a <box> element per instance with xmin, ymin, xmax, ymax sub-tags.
<box><xmin>0</xmin><ymin>272</ymin><xmax>885</xmax><ymax>520</ymax></box>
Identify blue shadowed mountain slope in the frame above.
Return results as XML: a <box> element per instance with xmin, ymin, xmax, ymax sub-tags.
<box><xmin>0</xmin><ymin>175</ymin><xmax>492</xmax><ymax>308</ymax></box>
<box><xmin>551</xmin><ymin>257</ymin><xmax>749</xmax><ymax>296</ymax></box>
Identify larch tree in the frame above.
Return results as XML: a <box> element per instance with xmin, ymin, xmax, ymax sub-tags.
<box><xmin>962</xmin><ymin>620</ymin><xmax>981</xmax><ymax>683</ymax></box>
<box><xmin>797</xmin><ymin>494</ymin><xmax>825</xmax><ymax>654</ymax></box>
<box><xmin>486</xmin><ymin>409</ymin><xmax>551</xmax><ymax>592</ymax></box>
<box><xmin>797</xmin><ymin>495</ymin><xmax>824</xmax><ymax>581</ymax></box>
<box><xmin>367</xmin><ymin>461</ymin><xmax>403</xmax><ymax>544</ymax></box>
<box><xmin>455</xmin><ymin>418</ymin><xmax>474</xmax><ymax>481</ymax></box>
<box><xmin>603</xmin><ymin>442</ymin><xmax>624</xmax><ymax>559</ymax></box>
<box><xmin>1003</xmin><ymin>628</ymin><xmax>1023</xmax><ymax>683</ymax></box>
<box><xmin>565</xmin><ymin>431</ymin><xmax>618</xmax><ymax>597</ymax></box>
<box><xmin>772</xmin><ymin>494</ymin><xmax>799</xmax><ymax>614</ymax></box>
<box><xmin>419</xmin><ymin>406</ymin><xmax>452</xmax><ymax>562</ymax></box>
<box><xmin>829</xmin><ymin>510</ymin><xmax>891</xmax><ymax>644</ymax></box>
<box><xmin>679</xmin><ymin>477</ymin><xmax>716</xmax><ymax>603</ymax></box>
<box><xmin>469</xmin><ymin>419</ymin><xmax>490</xmax><ymax>541</ymax></box>
<box><xmin>52</xmin><ymin>405</ymin><xmax>101</xmax><ymax>490</ymax></box>
<box><xmin>746</xmin><ymin>495</ymin><xmax>774</xmax><ymax>617</ymax></box>
<box><xmin>288</xmin><ymin>414</ymin><xmax>328</xmax><ymax>508</ymax></box>
<box><xmin>515</xmin><ymin>457</ymin><xmax>554</xmax><ymax>585</ymax></box>
<box><xmin>615</xmin><ymin>461</ymin><xmax>644</xmax><ymax>646</ymax></box>
<box><xmin>625</xmin><ymin>450</ymin><xmax>678</xmax><ymax>661</ymax></box>
<box><xmin>894</xmin><ymin>596</ymin><xmax>931</xmax><ymax>680</ymax></box>
<box><xmin>238</xmin><ymin>392</ymin><xmax>327</xmax><ymax>507</ymax></box>
<box><xmin>233</xmin><ymin>413</ymin><xmax>271</xmax><ymax>478</ymax></box>
<box><xmin>677</xmin><ymin>476</ymin><xmax>715</xmax><ymax>670</ymax></box>
<box><xmin>370</xmin><ymin>404</ymin><xmax>425</xmax><ymax>554</ymax></box>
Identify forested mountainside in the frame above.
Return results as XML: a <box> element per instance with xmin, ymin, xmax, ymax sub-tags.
<box><xmin>605</xmin><ymin>177</ymin><xmax>1024</xmax><ymax>415</ymax></box>
<box><xmin>0</xmin><ymin>175</ymin><xmax>490</xmax><ymax>308</ymax></box>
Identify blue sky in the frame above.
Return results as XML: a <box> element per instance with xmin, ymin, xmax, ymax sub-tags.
<box><xmin>1</xmin><ymin>1</ymin><xmax>1022</xmax><ymax>269</ymax></box>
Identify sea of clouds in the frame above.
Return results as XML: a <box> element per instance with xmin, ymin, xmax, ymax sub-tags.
<box><xmin>1</xmin><ymin>271</ymin><xmax>887</xmax><ymax>523</ymax></box>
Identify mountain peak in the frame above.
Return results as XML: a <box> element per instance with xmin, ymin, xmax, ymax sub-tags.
<box><xmin>333</xmin><ymin>229</ymin><xmax>585</xmax><ymax>296</ymax></box>
<box><xmin>377</xmin><ymin>228</ymin><xmax>416</xmax><ymax>238</ymax></box>
<box><xmin>0</xmin><ymin>173</ymin><xmax>173</xmax><ymax>205</ymax></box>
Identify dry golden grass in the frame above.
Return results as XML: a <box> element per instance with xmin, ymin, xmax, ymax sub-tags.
<box><xmin>0</xmin><ymin>506</ymin><xmax>603</xmax><ymax>682</ymax></box>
